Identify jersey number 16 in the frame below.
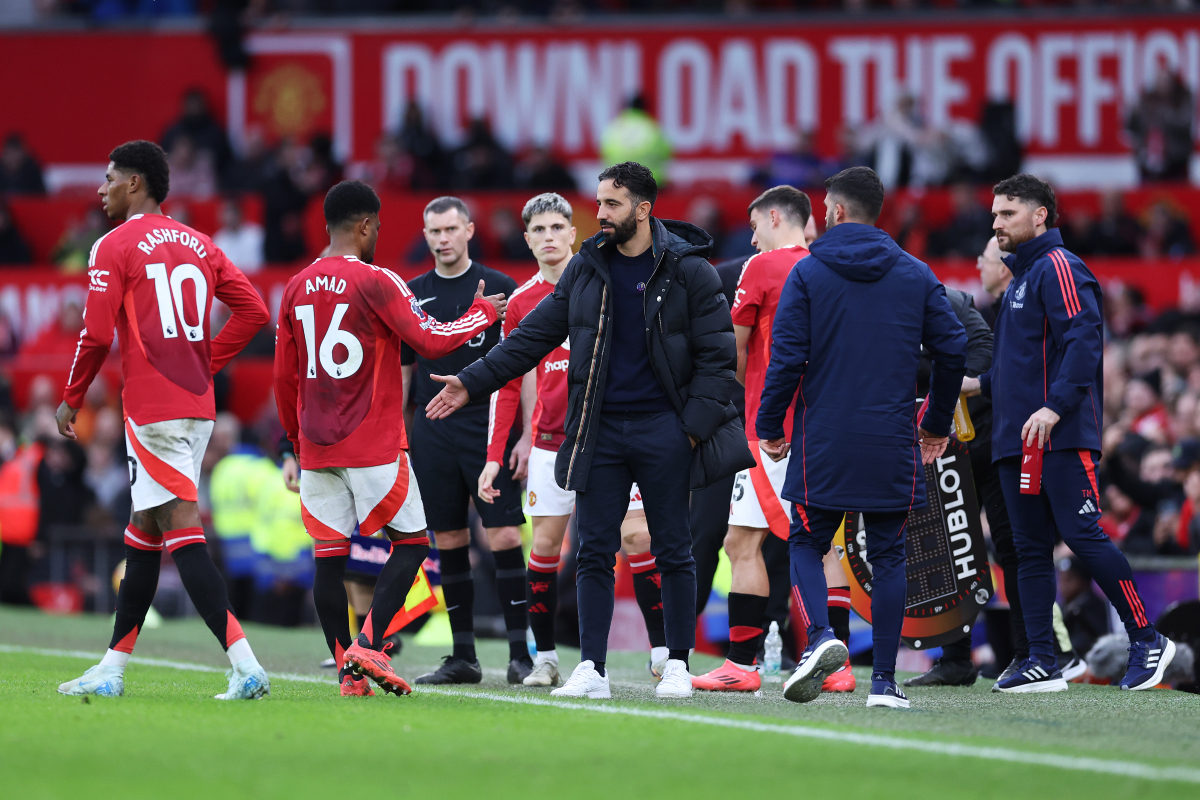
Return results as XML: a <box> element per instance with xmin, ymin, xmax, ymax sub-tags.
<box><xmin>294</xmin><ymin>303</ymin><xmax>363</xmax><ymax>380</ymax></box>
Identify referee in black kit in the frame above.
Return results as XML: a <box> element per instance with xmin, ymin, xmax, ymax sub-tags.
<box><xmin>401</xmin><ymin>196</ymin><xmax>531</xmax><ymax>685</ymax></box>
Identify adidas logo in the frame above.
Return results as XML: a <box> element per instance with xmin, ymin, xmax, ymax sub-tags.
<box><xmin>1021</xmin><ymin>665</ymin><xmax>1050</xmax><ymax>681</ymax></box>
<box><xmin>1020</xmin><ymin>472</ymin><xmax>1032</xmax><ymax>489</ymax></box>
<box><xmin>1146</xmin><ymin>647</ymin><xmax>1162</xmax><ymax>667</ymax></box>
<box><xmin>1079</xmin><ymin>499</ymin><xmax>1097</xmax><ymax>515</ymax></box>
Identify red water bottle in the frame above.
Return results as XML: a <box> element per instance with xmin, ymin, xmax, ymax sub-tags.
<box><xmin>1020</xmin><ymin>440</ymin><xmax>1043</xmax><ymax>495</ymax></box>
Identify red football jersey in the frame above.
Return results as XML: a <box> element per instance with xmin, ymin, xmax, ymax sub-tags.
<box><xmin>486</xmin><ymin>274</ymin><xmax>568</xmax><ymax>463</ymax></box>
<box><xmin>63</xmin><ymin>213</ymin><xmax>269</xmax><ymax>424</ymax></box>
<box><xmin>274</xmin><ymin>255</ymin><xmax>498</xmax><ymax>470</ymax></box>
<box><xmin>730</xmin><ymin>245</ymin><xmax>809</xmax><ymax>441</ymax></box>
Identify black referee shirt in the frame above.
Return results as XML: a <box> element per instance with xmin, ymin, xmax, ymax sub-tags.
<box><xmin>401</xmin><ymin>260</ymin><xmax>518</xmax><ymax>416</ymax></box>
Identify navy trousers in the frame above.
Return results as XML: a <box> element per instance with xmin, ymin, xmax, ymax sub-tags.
<box><xmin>575</xmin><ymin>411</ymin><xmax>697</xmax><ymax>663</ymax></box>
<box><xmin>998</xmin><ymin>449</ymin><xmax>1154</xmax><ymax>665</ymax></box>
<box><xmin>789</xmin><ymin>505</ymin><xmax>908</xmax><ymax>678</ymax></box>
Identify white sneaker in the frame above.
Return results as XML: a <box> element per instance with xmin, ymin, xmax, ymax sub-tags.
<box><xmin>523</xmin><ymin>658</ymin><xmax>561</xmax><ymax>687</ymax></box>
<box><xmin>655</xmin><ymin>659</ymin><xmax>693</xmax><ymax>699</ymax></box>
<box><xmin>550</xmin><ymin>661</ymin><xmax>611</xmax><ymax>699</ymax></box>
<box><xmin>58</xmin><ymin>664</ymin><xmax>124</xmax><ymax>697</ymax></box>
<box><xmin>214</xmin><ymin>658</ymin><xmax>270</xmax><ymax>700</ymax></box>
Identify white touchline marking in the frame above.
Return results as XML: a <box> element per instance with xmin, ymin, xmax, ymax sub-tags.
<box><xmin>7</xmin><ymin>644</ymin><xmax>1199</xmax><ymax>785</ymax></box>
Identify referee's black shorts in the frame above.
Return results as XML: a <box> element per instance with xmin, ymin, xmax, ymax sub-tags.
<box><xmin>408</xmin><ymin>411</ymin><xmax>526</xmax><ymax>532</ymax></box>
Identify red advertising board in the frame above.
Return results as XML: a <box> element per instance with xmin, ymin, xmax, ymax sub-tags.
<box><xmin>4</xmin><ymin>16</ymin><xmax>1200</xmax><ymax>175</ymax></box>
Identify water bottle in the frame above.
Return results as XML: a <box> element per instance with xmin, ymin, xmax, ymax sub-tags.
<box><xmin>763</xmin><ymin>621</ymin><xmax>782</xmax><ymax>683</ymax></box>
<box><xmin>953</xmin><ymin>395</ymin><xmax>975</xmax><ymax>442</ymax></box>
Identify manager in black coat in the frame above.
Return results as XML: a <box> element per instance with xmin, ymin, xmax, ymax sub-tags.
<box><xmin>426</xmin><ymin>162</ymin><xmax>753</xmax><ymax>699</ymax></box>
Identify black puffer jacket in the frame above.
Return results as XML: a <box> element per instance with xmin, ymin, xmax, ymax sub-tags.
<box><xmin>459</xmin><ymin>217</ymin><xmax>754</xmax><ymax>491</ymax></box>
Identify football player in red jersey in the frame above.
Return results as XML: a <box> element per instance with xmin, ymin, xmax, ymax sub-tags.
<box><xmin>691</xmin><ymin>187</ymin><xmax>855</xmax><ymax>694</ymax></box>
<box><xmin>479</xmin><ymin>193</ymin><xmax>669</xmax><ymax>687</ymax></box>
<box><xmin>56</xmin><ymin>141</ymin><xmax>272</xmax><ymax>700</ymax></box>
<box><xmin>274</xmin><ymin>181</ymin><xmax>507</xmax><ymax>696</ymax></box>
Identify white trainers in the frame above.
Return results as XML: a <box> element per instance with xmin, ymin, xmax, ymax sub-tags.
<box><xmin>655</xmin><ymin>659</ymin><xmax>693</xmax><ymax>699</ymax></box>
<box><xmin>523</xmin><ymin>658</ymin><xmax>562</xmax><ymax>687</ymax></box>
<box><xmin>550</xmin><ymin>660</ymin><xmax>611</xmax><ymax>699</ymax></box>
<box><xmin>214</xmin><ymin>658</ymin><xmax>270</xmax><ymax>700</ymax></box>
<box><xmin>58</xmin><ymin>664</ymin><xmax>125</xmax><ymax>697</ymax></box>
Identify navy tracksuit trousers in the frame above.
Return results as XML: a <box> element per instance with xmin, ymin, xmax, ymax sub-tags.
<box><xmin>998</xmin><ymin>448</ymin><xmax>1154</xmax><ymax>666</ymax></box>
<box><xmin>789</xmin><ymin>505</ymin><xmax>908</xmax><ymax>678</ymax></box>
<box><xmin>575</xmin><ymin>411</ymin><xmax>697</xmax><ymax>664</ymax></box>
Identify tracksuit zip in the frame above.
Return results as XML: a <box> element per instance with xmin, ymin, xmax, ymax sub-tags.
<box><xmin>566</xmin><ymin>284</ymin><xmax>608</xmax><ymax>488</ymax></box>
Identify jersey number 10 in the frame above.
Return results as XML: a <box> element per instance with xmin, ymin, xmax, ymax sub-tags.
<box><xmin>147</xmin><ymin>263</ymin><xmax>208</xmax><ymax>342</ymax></box>
<box><xmin>294</xmin><ymin>303</ymin><xmax>363</xmax><ymax>380</ymax></box>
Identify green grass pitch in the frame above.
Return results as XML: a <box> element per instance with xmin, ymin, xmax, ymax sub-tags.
<box><xmin>2</xmin><ymin>606</ymin><xmax>1198</xmax><ymax>799</ymax></box>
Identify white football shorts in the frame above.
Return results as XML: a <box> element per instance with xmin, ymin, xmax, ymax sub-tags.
<box><xmin>523</xmin><ymin>446</ymin><xmax>642</xmax><ymax>517</ymax></box>
<box><xmin>728</xmin><ymin>443</ymin><xmax>792</xmax><ymax>539</ymax></box>
<box><xmin>124</xmin><ymin>417</ymin><xmax>213</xmax><ymax>513</ymax></box>
<box><xmin>300</xmin><ymin>452</ymin><xmax>427</xmax><ymax>548</ymax></box>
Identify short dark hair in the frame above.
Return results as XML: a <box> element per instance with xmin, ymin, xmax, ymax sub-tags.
<box><xmin>424</xmin><ymin>196</ymin><xmax>471</xmax><ymax>221</ymax></box>
<box><xmin>824</xmin><ymin>166</ymin><xmax>885</xmax><ymax>224</ymax></box>
<box><xmin>323</xmin><ymin>180</ymin><xmax>380</xmax><ymax>228</ymax></box>
<box><xmin>109</xmin><ymin>140</ymin><xmax>170</xmax><ymax>204</ymax></box>
<box><xmin>992</xmin><ymin>173</ymin><xmax>1057</xmax><ymax>227</ymax></box>
<box><xmin>748</xmin><ymin>186</ymin><xmax>811</xmax><ymax>227</ymax></box>
<box><xmin>598</xmin><ymin>161</ymin><xmax>657</xmax><ymax>209</ymax></box>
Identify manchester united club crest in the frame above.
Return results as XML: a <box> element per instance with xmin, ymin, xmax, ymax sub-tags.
<box><xmin>528</xmin><ymin>491</ymin><xmax>537</xmax><ymax>507</ymax></box>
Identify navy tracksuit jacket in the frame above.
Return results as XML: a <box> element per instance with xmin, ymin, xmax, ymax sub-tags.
<box><xmin>979</xmin><ymin>227</ymin><xmax>1153</xmax><ymax>664</ymax></box>
<box><xmin>756</xmin><ymin>222</ymin><xmax>966</xmax><ymax>679</ymax></box>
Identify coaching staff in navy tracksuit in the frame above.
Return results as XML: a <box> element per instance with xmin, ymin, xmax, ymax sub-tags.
<box><xmin>963</xmin><ymin>175</ymin><xmax>1176</xmax><ymax>693</ymax></box>
<box><xmin>425</xmin><ymin>162</ymin><xmax>754</xmax><ymax>701</ymax></box>
<box><xmin>756</xmin><ymin>167</ymin><xmax>967</xmax><ymax>709</ymax></box>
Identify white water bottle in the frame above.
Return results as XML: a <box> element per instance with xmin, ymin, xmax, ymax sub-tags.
<box><xmin>763</xmin><ymin>621</ymin><xmax>782</xmax><ymax>683</ymax></box>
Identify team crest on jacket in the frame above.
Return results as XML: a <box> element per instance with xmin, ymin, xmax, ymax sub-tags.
<box><xmin>1012</xmin><ymin>280</ymin><xmax>1026</xmax><ymax>309</ymax></box>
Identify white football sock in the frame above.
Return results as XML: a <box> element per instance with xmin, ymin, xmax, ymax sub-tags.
<box><xmin>99</xmin><ymin>649</ymin><xmax>130</xmax><ymax>670</ymax></box>
<box><xmin>536</xmin><ymin>650</ymin><xmax>559</xmax><ymax>664</ymax></box>
<box><xmin>227</xmin><ymin>638</ymin><xmax>256</xmax><ymax>667</ymax></box>
<box><xmin>650</xmin><ymin>646</ymin><xmax>669</xmax><ymax>664</ymax></box>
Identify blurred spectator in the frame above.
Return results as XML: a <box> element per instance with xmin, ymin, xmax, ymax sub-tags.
<box><xmin>1125</xmin><ymin>371</ymin><xmax>1171</xmax><ymax>443</ymax></box>
<box><xmin>515</xmin><ymin>146</ymin><xmax>577</xmax><ymax>192</ymax></box>
<box><xmin>927</xmin><ymin>183</ymin><xmax>992</xmax><ymax>258</ymax></box>
<box><xmin>860</xmin><ymin>94</ymin><xmax>952</xmax><ymax>188</ymax></box>
<box><xmin>451</xmin><ymin>118</ymin><xmax>514</xmax><ymax>190</ymax></box>
<box><xmin>83</xmin><ymin>406</ymin><xmax>130</xmax><ymax>524</ymax></box>
<box><xmin>1174</xmin><ymin>445</ymin><xmax>1200</xmax><ymax>555</ymax></box>
<box><xmin>0</xmin><ymin>308</ymin><xmax>20</xmax><ymax>357</ymax></box>
<box><xmin>488</xmin><ymin>207</ymin><xmax>532</xmax><ymax>260</ymax></box>
<box><xmin>161</xmin><ymin>88</ymin><xmax>233</xmax><ymax>179</ymax></box>
<box><xmin>0</xmin><ymin>203</ymin><xmax>33</xmax><ymax>264</ymax></box>
<box><xmin>1102</xmin><ymin>431</ymin><xmax>1184</xmax><ymax>553</ymax></box>
<box><xmin>0</xmin><ymin>134</ymin><xmax>45</xmax><ymax>196</ymax></box>
<box><xmin>1107</xmin><ymin>286</ymin><xmax>1153</xmax><ymax>339</ymax></box>
<box><xmin>221</xmin><ymin>125</ymin><xmax>274</xmax><ymax>194</ymax></box>
<box><xmin>1057</xmin><ymin>556</ymin><xmax>1110</xmax><ymax>657</ymax></box>
<box><xmin>19</xmin><ymin>297</ymin><xmax>84</xmax><ymax>361</ymax></box>
<box><xmin>51</xmin><ymin>209</ymin><xmax>112</xmax><ymax>273</ymax></box>
<box><xmin>978</xmin><ymin>100</ymin><xmax>1022</xmax><ymax>183</ymax></box>
<box><xmin>397</xmin><ymin>101</ymin><xmax>447</xmax><ymax>190</ymax></box>
<box><xmin>752</xmin><ymin>130</ymin><xmax>838</xmax><ymax>189</ymax></box>
<box><xmin>306</xmin><ymin>133</ymin><xmax>344</xmax><ymax>195</ymax></box>
<box><xmin>893</xmin><ymin>200</ymin><xmax>929</xmax><ymax>260</ymax></box>
<box><xmin>166</xmin><ymin>134</ymin><xmax>217</xmax><ymax>200</ymax></box>
<box><xmin>600</xmin><ymin>94</ymin><xmax>673</xmax><ymax>186</ymax></box>
<box><xmin>262</xmin><ymin>138</ymin><xmax>311</xmax><ymax>264</ymax></box>
<box><xmin>0</xmin><ymin>430</ymin><xmax>42</xmax><ymax>606</ymax></box>
<box><xmin>213</xmin><ymin>198</ymin><xmax>264</xmax><ymax>273</ymax></box>
<box><xmin>1140</xmin><ymin>200</ymin><xmax>1195</xmax><ymax>259</ymax></box>
<box><xmin>251</xmin><ymin>464</ymin><xmax>312</xmax><ymax>626</ymax></box>
<box><xmin>1127</xmin><ymin>69</ymin><xmax>1194</xmax><ymax>183</ymax></box>
<box><xmin>37</xmin><ymin>438</ymin><xmax>94</xmax><ymax>531</ymax></box>
<box><xmin>358</xmin><ymin>133</ymin><xmax>415</xmax><ymax>193</ymax></box>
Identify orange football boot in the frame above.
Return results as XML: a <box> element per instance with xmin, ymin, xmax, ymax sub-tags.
<box><xmin>691</xmin><ymin>660</ymin><xmax>762</xmax><ymax>692</ymax></box>
<box><xmin>822</xmin><ymin>657</ymin><xmax>856</xmax><ymax>692</ymax></box>
<box><xmin>343</xmin><ymin>640</ymin><xmax>412</xmax><ymax>696</ymax></box>
<box><xmin>340</xmin><ymin>673</ymin><xmax>375</xmax><ymax>697</ymax></box>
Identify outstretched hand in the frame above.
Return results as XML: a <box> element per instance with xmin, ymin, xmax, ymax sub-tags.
<box><xmin>918</xmin><ymin>428</ymin><xmax>948</xmax><ymax>465</ymax></box>
<box><xmin>761</xmin><ymin>438</ymin><xmax>790</xmax><ymax>462</ymax></box>
<box><xmin>426</xmin><ymin>374</ymin><xmax>470</xmax><ymax>419</ymax></box>
<box><xmin>475</xmin><ymin>279</ymin><xmax>508</xmax><ymax>321</ymax></box>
